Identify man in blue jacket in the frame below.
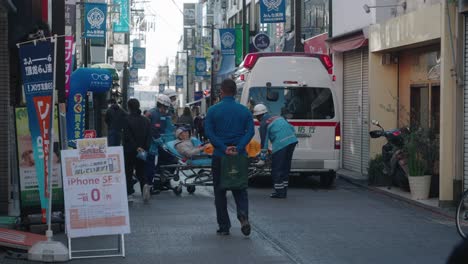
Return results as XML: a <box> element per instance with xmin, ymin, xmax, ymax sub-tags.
<box><xmin>205</xmin><ymin>79</ymin><xmax>255</xmax><ymax>236</ymax></box>
<box><xmin>253</xmin><ymin>104</ymin><xmax>298</xmax><ymax>199</ymax></box>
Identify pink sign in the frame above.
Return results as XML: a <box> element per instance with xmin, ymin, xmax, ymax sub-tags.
<box><xmin>303</xmin><ymin>33</ymin><xmax>329</xmax><ymax>55</ymax></box>
<box><xmin>65</xmin><ymin>36</ymin><xmax>74</xmax><ymax>99</ymax></box>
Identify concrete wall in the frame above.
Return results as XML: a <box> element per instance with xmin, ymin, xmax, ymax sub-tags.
<box><xmin>332</xmin><ymin>0</ymin><xmax>376</xmax><ymax>37</ymax></box>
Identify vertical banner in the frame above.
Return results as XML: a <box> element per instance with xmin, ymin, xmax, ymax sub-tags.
<box><xmin>65</xmin><ymin>36</ymin><xmax>74</xmax><ymax>99</ymax></box>
<box><xmin>159</xmin><ymin>83</ymin><xmax>166</xmax><ymax>93</ymax></box>
<box><xmin>113</xmin><ymin>0</ymin><xmax>129</xmax><ymax>33</ymax></box>
<box><xmin>129</xmin><ymin>68</ymin><xmax>138</xmax><ymax>83</ymax></box>
<box><xmin>219</xmin><ymin>28</ymin><xmax>236</xmax><ymax>55</ymax></box>
<box><xmin>235</xmin><ymin>24</ymin><xmax>250</xmax><ymax>65</ymax></box>
<box><xmin>184</xmin><ymin>28</ymin><xmax>195</xmax><ymax>50</ymax></box>
<box><xmin>175</xmin><ymin>75</ymin><xmax>184</xmax><ymax>89</ymax></box>
<box><xmin>183</xmin><ymin>3</ymin><xmax>196</xmax><ymax>26</ymax></box>
<box><xmin>18</xmin><ymin>40</ymin><xmax>55</xmax><ymax>222</ymax></box>
<box><xmin>15</xmin><ymin>107</ymin><xmax>64</xmax><ymax>215</ymax></box>
<box><xmin>65</xmin><ymin>0</ymin><xmax>77</xmax><ymax>34</ymax></box>
<box><xmin>195</xmin><ymin>58</ymin><xmax>207</xmax><ymax>76</ymax></box>
<box><xmin>61</xmin><ymin>139</ymin><xmax>130</xmax><ymax>238</ymax></box>
<box><xmin>84</xmin><ymin>3</ymin><xmax>107</xmax><ymax>39</ymax></box>
<box><xmin>132</xmin><ymin>47</ymin><xmax>146</xmax><ymax>69</ymax></box>
<box><xmin>260</xmin><ymin>0</ymin><xmax>286</xmax><ymax>23</ymax></box>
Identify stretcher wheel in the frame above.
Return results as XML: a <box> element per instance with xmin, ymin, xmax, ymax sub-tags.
<box><xmin>173</xmin><ymin>185</ymin><xmax>183</xmax><ymax>195</ymax></box>
<box><xmin>173</xmin><ymin>174</ymin><xmax>180</xmax><ymax>181</ymax></box>
<box><xmin>187</xmin><ymin>185</ymin><xmax>196</xmax><ymax>194</ymax></box>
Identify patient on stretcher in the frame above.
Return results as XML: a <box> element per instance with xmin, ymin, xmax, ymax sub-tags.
<box><xmin>174</xmin><ymin>127</ymin><xmax>208</xmax><ymax>159</ymax></box>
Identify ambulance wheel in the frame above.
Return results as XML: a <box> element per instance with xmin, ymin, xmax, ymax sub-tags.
<box><xmin>173</xmin><ymin>185</ymin><xmax>183</xmax><ymax>195</ymax></box>
<box><xmin>187</xmin><ymin>185</ymin><xmax>196</xmax><ymax>194</ymax></box>
<box><xmin>320</xmin><ymin>171</ymin><xmax>336</xmax><ymax>188</ymax></box>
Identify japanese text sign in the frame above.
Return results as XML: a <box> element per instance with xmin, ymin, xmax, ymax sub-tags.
<box><xmin>84</xmin><ymin>3</ymin><xmax>107</xmax><ymax>39</ymax></box>
<box><xmin>260</xmin><ymin>0</ymin><xmax>286</xmax><ymax>23</ymax></box>
<box><xmin>219</xmin><ymin>29</ymin><xmax>236</xmax><ymax>55</ymax></box>
<box><xmin>195</xmin><ymin>58</ymin><xmax>207</xmax><ymax>76</ymax></box>
<box><xmin>132</xmin><ymin>47</ymin><xmax>146</xmax><ymax>69</ymax></box>
<box><xmin>113</xmin><ymin>0</ymin><xmax>129</xmax><ymax>33</ymax></box>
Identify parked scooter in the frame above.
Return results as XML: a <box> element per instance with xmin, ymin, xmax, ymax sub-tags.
<box><xmin>369</xmin><ymin>120</ymin><xmax>410</xmax><ymax>191</ymax></box>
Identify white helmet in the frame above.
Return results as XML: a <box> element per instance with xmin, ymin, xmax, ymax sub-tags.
<box><xmin>253</xmin><ymin>104</ymin><xmax>268</xmax><ymax>116</ymax></box>
<box><xmin>163</xmin><ymin>89</ymin><xmax>177</xmax><ymax>98</ymax></box>
<box><xmin>156</xmin><ymin>94</ymin><xmax>172</xmax><ymax>107</ymax></box>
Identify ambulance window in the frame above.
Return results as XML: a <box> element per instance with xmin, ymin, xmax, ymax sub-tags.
<box><xmin>248</xmin><ymin>86</ymin><xmax>334</xmax><ymax>119</ymax></box>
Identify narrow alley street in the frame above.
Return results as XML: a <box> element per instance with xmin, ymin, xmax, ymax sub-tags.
<box><xmin>1</xmin><ymin>178</ymin><xmax>458</xmax><ymax>264</ymax></box>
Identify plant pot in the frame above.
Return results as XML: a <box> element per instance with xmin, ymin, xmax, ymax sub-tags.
<box><xmin>408</xmin><ymin>175</ymin><xmax>431</xmax><ymax>200</ymax></box>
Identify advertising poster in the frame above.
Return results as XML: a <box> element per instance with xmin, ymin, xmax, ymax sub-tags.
<box><xmin>65</xmin><ymin>36</ymin><xmax>74</xmax><ymax>99</ymax></box>
<box><xmin>175</xmin><ymin>75</ymin><xmax>184</xmax><ymax>89</ymax></box>
<box><xmin>15</xmin><ymin>107</ymin><xmax>63</xmax><ymax>214</ymax></box>
<box><xmin>84</xmin><ymin>3</ymin><xmax>107</xmax><ymax>39</ymax></box>
<box><xmin>183</xmin><ymin>3</ymin><xmax>196</xmax><ymax>26</ymax></box>
<box><xmin>195</xmin><ymin>58</ymin><xmax>207</xmax><ymax>76</ymax></box>
<box><xmin>219</xmin><ymin>28</ymin><xmax>236</xmax><ymax>55</ymax></box>
<box><xmin>184</xmin><ymin>28</ymin><xmax>195</xmax><ymax>50</ymax></box>
<box><xmin>260</xmin><ymin>0</ymin><xmax>286</xmax><ymax>23</ymax></box>
<box><xmin>132</xmin><ymin>47</ymin><xmax>146</xmax><ymax>69</ymax></box>
<box><xmin>113</xmin><ymin>0</ymin><xmax>129</xmax><ymax>33</ymax></box>
<box><xmin>129</xmin><ymin>68</ymin><xmax>138</xmax><ymax>83</ymax></box>
<box><xmin>61</xmin><ymin>139</ymin><xmax>130</xmax><ymax>238</ymax></box>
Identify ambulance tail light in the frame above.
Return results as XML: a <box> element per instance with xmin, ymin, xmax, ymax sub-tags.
<box><xmin>334</xmin><ymin>122</ymin><xmax>341</xmax><ymax>150</ymax></box>
<box><xmin>319</xmin><ymin>54</ymin><xmax>333</xmax><ymax>74</ymax></box>
<box><xmin>243</xmin><ymin>54</ymin><xmax>259</xmax><ymax>69</ymax></box>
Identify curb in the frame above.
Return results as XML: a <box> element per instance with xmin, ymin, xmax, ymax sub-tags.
<box><xmin>337</xmin><ymin>174</ymin><xmax>455</xmax><ymax>221</ymax></box>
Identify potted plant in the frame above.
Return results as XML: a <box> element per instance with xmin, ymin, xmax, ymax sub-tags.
<box><xmin>406</xmin><ymin>132</ymin><xmax>431</xmax><ymax>200</ymax></box>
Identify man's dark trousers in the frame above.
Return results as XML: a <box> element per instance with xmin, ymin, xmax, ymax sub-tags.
<box><xmin>271</xmin><ymin>143</ymin><xmax>297</xmax><ymax>194</ymax></box>
<box><xmin>212</xmin><ymin>156</ymin><xmax>249</xmax><ymax>231</ymax></box>
<box><xmin>108</xmin><ymin>129</ymin><xmax>122</xmax><ymax>146</ymax></box>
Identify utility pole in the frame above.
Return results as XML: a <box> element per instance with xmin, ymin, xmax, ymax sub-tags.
<box><xmin>294</xmin><ymin>0</ymin><xmax>304</xmax><ymax>52</ymax></box>
<box><xmin>242</xmin><ymin>0</ymin><xmax>247</xmax><ymax>58</ymax></box>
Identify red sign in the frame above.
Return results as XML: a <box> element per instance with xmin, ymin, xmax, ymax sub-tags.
<box><xmin>84</xmin><ymin>130</ymin><xmax>96</xmax><ymax>138</ymax></box>
<box><xmin>303</xmin><ymin>33</ymin><xmax>329</xmax><ymax>55</ymax></box>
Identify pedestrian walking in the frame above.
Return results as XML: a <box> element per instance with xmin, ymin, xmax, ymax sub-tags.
<box><xmin>205</xmin><ymin>78</ymin><xmax>255</xmax><ymax>236</ymax></box>
<box><xmin>105</xmin><ymin>99</ymin><xmax>127</xmax><ymax>146</ymax></box>
<box><xmin>177</xmin><ymin>107</ymin><xmax>194</xmax><ymax>129</ymax></box>
<box><xmin>253</xmin><ymin>104</ymin><xmax>298</xmax><ymax>198</ymax></box>
<box><xmin>123</xmin><ymin>99</ymin><xmax>152</xmax><ymax>202</ymax></box>
<box><xmin>193</xmin><ymin>107</ymin><xmax>206</xmax><ymax>141</ymax></box>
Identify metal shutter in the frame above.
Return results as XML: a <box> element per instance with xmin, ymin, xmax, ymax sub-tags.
<box><xmin>0</xmin><ymin>8</ymin><xmax>10</xmax><ymax>214</ymax></box>
<box><xmin>464</xmin><ymin>15</ymin><xmax>468</xmax><ymax>190</ymax></box>
<box><xmin>343</xmin><ymin>50</ymin><xmax>362</xmax><ymax>172</ymax></box>
<box><xmin>361</xmin><ymin>48</ymin><xmax>370</xmax><ymax>175</ymax></box>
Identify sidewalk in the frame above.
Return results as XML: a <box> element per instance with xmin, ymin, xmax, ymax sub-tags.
<box><xmin>1</xmin><ymin>187</ymin><xmax>290</xmax><ymax>264</ymax></box>
<box><xmin>337</xmin><ymin>169</ymin><xmax>455</xmax><ymax>219</ymax></box>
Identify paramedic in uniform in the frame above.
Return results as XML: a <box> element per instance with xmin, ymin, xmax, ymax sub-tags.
<box><xmin>205</xmin><ymin>79</ymin><xmax>255</xmax><ymax>236</ymax></box>
<box><xmin>253</xmin><ymin>104</ymin><xmax>298</xmax><ymax>198</ymax></box>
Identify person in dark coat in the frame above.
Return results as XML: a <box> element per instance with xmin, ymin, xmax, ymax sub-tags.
<box><xmin>177</xmin><ymin>107</ymin><xmax>194</xmax><ymax>129</ymax></box>
<box><xmin>123</xmin><ymin>98</ymin><xmax>152</xmax><ymax>202</ymax></box>
<box><xmin>105</xmin><ymin>99</ymin><xmax>127</xmax><ymax>146</ymax></box>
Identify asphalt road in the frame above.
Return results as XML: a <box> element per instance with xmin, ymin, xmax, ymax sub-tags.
<box><xmin>0</xmin><ymin>177</ymin><xmax>460</xmax><ymax>264</ymax></box>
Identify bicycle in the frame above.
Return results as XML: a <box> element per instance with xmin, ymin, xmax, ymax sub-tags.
<box><xmin>456</xmin><ymin>189</ymin><xmax>468</xmax><ymax>239</ymax></box>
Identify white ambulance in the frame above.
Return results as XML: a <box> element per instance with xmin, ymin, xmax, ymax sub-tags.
<box><xmin>236</xmin><ymin>52</ymin><xmax>340</xmax><ymax>187</ymax></box>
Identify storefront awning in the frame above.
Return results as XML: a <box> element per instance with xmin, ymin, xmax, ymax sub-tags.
<box><xmin>215</xmin><ymin>55</ymin><xmax>236</xmax><ymax>84</ymax></box>
<box><xmin>327</xmin><ymin>30</ymin><xmax>368</xmax><ymax>53</ymax></box>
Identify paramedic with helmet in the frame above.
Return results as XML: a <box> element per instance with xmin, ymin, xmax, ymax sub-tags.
<box><xmin>253</xmin><ymin>104</ymin><xmax>298</xmax><ymax>199</ymax></box>
<box><xmin>144</xmin><ymin>94</ymin><xmax>175</xmax><ymax>193</ymax></box>
<box><xmin>164</xmin><ymin>89</ymin><xmax>178</xmax><ymax>122</ymax></box>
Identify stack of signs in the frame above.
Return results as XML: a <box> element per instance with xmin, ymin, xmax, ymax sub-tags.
<box><xmin>61</xmin><ymin>138</ymin><xmax>130</xmax><ymax>238</ymax></box>
<box><xmin>195</xmin><ymin>58</ymin><xmax>207</xmax><ymax>76</ymax></box>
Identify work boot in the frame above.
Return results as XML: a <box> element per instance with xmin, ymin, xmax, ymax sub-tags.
<box><xmin>270</xmin><ymin>188</ymin><xmax>287</xmax><ymax>199</ymax></box>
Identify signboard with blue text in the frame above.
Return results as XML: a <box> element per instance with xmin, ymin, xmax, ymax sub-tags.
<box><xmin>219</xmin><ymin>29</ymin><xmax>236</xmax><ymax>55</ymax></box>
<box><xmin>113</xmin><ymin>0</ymin><xmax>129</xmax><ymax>32</ymax></box>
<box><xmin>129</xmin><ymin>68</ymin><xmax>138</xmax><ymax>83</ymax></box>
<box><xmin>195</xmin><ymin>58</ymin><xmax>207</xmax><ymax>76</ymax></box>
<box><xmin>84</xmin><ymin>3</ymin><xmax>107</xmax><ymax>39</ymax></box>
<box><xmin>132</xmin><ymin>47</ymin><xmax>146</xmax><ymax>69</ymax></box>
<box><xmin>18</xmin><ymin>40</ymin><xmax>55</xmax><ymax>222</ymax></box>
<box><xmin>260</xmin><ymin>0</ymin><xmax>286</xmax><ymax>23</ymax></box>
<box><xmin>176</xmin><ymin>75</ymin><xmax>184</xmax><ymax>89</ymax></box>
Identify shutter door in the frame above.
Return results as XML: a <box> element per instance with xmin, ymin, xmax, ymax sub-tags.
<box><xmin>361</xmin><ymin>48</ymin><xmax>370</xmax><ymax>175</ymax></box>
<box><xmin>464</xmin><ymin>15</ymin><xmax>468</xmax><ymax>190</ymax></box>
<box><xmin>0</xmin><ymin>9</ymin><xmax>10</xmax><ymax>214</ymax></box>
<box><xmin>343</xmin><ymin>50</ymin><xmax>363</xmax><ymax>173</ymax></box>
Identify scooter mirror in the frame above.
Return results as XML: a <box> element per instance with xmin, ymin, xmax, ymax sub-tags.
<box><xmin>371</xmin><ymin>120</ymin><xmax>380</xmax><ymax>126</ymax></box>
